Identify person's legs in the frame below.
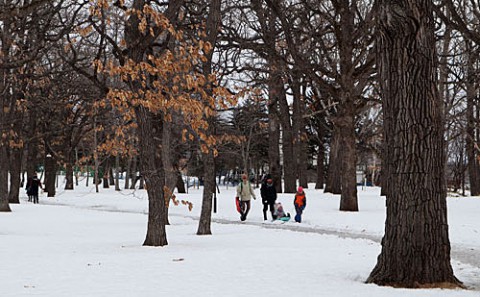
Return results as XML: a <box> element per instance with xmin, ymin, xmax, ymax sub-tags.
<box><xmin>262</xmin><ymin>202</ymin><xmax>268</xmax><ymax>220</ymax></box>
<box><xmin>294</xmin><ymin>206</ymin><xmax>303</xmax><ymax>222</ymax></box>
<box><xmin>269</xmin><ymin>202</ymin><xmax>276</xmax><ymax>220</ymax></box>
<box><xmin>33</xmin><ymin>195</ymin><xmax>38</xmax><ymax>204</ymax></box>
<box><xmin>241</xmin><ymin>201</ymin><xmax>251</xmax><ymax>221</ymax></box>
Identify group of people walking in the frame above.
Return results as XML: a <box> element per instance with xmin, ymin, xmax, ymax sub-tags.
<box><xmin>236</xmin><ymin>173</ymin><xmax>306</xmax><ymax>223</ymax></box>
<box><xmin>25</xmin><ymin>173</ymin><xmax>44</xmax><ymax>204</ymax></box>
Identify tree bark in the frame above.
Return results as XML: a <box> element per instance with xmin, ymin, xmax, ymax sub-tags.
<box><xmin>197</xmin><ymin>0</ymin><xmax>221</xmax><ymax>235</ymax></box>
<box><xmin>367</xmin><ymin>0</ymin><xmax>461</xmax><ymax>287</ymax></box>
<box><xmin>0</xmin><ymin>146</ymin><xmax>11</xmax><ymax>212</ymax></box>
<box><xmin>197</xmin><ymin>149</ymin><xmax>215</xmax><ymax>235</ymax></box>
<box><xmin>44</xmin><ymin>145</ymin><xmax>56</xmax><ymax>197</ymax></box>
<box><xmin>136</xmin><ymin>107</ymin><xmax>168</xmax><ymax>246</ymax></box>
<box><xmin>336</xmin><ymin>111</ymin><xmax>358</xmax><ymax>211</ymax></box>
<box><xmin>130</xmin><ymin>155</ymin><xmax>137</xmax><ymax>189</ymax></box>
<box><xmin>278</xmin><ymin>83</ymin><xmax>296</xmax><ymax>193</ymax></box>
<box><xmin>267</xmin><ymin>89</ymin><xmax>282</xmax><ymax>193</ymax></box>
<box><xmin>465</xmin><ymin>41</ymin><xmax>480</xmax><ymax>196</ymax></box>
<box><xmin>324</xmin><ymin>132</ymin><xmax>342</xmax><ymax>194</ymax></box>
<box><xmin>292</xmin><ymin>74</ymin><xmax>308</xmax><ymax>188</ymax></box>
<box><xmin>124</xmin><ymin>156</ymin><xmax>131</xmax><ymax>190</ymax></box>
<box><xmin>315</xmin><ymin>118</ymin><xmax>326</xmax><ymax>189</ymax></box>
<box><xmin>315</xmin><ymin>144</ymin><xmax>325</xmax><ymax>189</ymax></box>
<box><xmin>8</xmin><ymin>148</ymin><xmax>23</xmax><ymax>204</ymax></box>
<box><xmin>65</xmin><ymin>157</ymin><xmax>74</xmax><ymax>190</ymax></box>
<box><xmin>175</xmin><ymin>169</ymin><xmax>185</xmax><ymax>193</ymax></box>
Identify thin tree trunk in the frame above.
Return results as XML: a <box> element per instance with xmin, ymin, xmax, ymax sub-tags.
<box><xmin>197</xmin><ymin>0</ymin><xmax>221</xmax><ymax>235</ymax></box>
<box><xmin>44</xmin><ymin>145</ymin><xmax>56</xmax><ymax>197</ymax></box>
<box><xmin>176</xmin><ymin>170</ymin><xmax>186</xmax><ymax>193</ymax></box>
<box><xmin>115</xmin><ymin>154</ymin><xmax>120</xmax><ymax>191</ymax></box>
<box><xmin>315</xmin><ymin>121</ymin><xmax>326</xmax><ymax>189</ymax></box>
<box><xmin>109</xmin><ymin>166</ymin><xmax>115</xmax><ymax>186</ymax></box>
<box><xmin>367</xmin><ymin>1</ymin><xmax>461</xmax><ymax>287</ymax></box>
<box><xmin>197</xmin><ymin>149</ymin><xmax>215</xmax><ymax>235</ymax></box>
<box><xmin>278</xmin><ymin>84</ymin><xmax>296</xmax><ymax>193</ymax></box>
<box><xmin>292</xmin><ymin>74</ymin><xmax>308</xmax><ymax>188</ymax></box>
<box><xmin>65</xmin><ymin>155</ymin><xmax>74</xmax><ymax>190</ymax></box>
<box><xmin>130</xmin><ymin>155</ymin><xmax>138</xmax><ymax>189</ymax></box>
<box><xmin>125</xmin><ymin>156</ymin><xmax>131</xmax><ymax>190</ymax></box>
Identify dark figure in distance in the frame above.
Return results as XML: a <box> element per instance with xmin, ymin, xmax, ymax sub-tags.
<box><xmin>26</xmin><ymin>173</ymin><xmax>43</xmax><ymax>204</ymax></box>
<box><xmin>260</xmin><ymin>174</ymin><xmax>277</xmax><ymax>221</ymax></box>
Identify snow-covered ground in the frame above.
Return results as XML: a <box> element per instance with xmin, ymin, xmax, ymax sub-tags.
<box><xmin>1</xmin><ymin>178</ymin><xmax>479</xmax><ymax>296</ymax></box>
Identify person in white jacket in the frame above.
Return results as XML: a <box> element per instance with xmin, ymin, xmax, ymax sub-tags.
<box><xmin>236</xmin><ymin>174</ymin><xmax>256</xmax><ymax>221</ymax></box>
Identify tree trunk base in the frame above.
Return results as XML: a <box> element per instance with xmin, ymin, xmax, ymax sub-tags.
<box><xmin>366</xmin><ymin>278</ymin><xmax>465</xmax><ymax>289</ymax></box>
<box><xmin>367</xmin><ymin>262</ymin><xmax>464</xmax><ymax>289</ymax></box>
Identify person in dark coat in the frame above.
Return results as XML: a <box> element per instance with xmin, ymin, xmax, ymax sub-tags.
<box><xmin>26</xmin><ymin>176</ymin><xmax>34</xmax><ymax>202</ymax></box>
<box><xmin>260</xmin><ymin>174</ymin><xmax>277</xmax><ymax>221</ymax></box>
<box><xmin>26</xmin><ymin>173</ymin><xmax>43</xmax><ymax>204</ymax></box>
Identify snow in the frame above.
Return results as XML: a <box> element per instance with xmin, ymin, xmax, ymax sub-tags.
<box><xmin>1</xmin><ymin>179</ymin><xmax>480</xmax><ymax>297</ymax></box>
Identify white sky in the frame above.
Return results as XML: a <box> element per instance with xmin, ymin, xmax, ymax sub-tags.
<box><xmin>1</xmin><ymin>179</ymin><xmax>479</xmax><ymax>296</ymax></box>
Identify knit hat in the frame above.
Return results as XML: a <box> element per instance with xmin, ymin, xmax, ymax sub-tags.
<box><xmin>297</xmin><ymin>186</ymin><xmax>303</xmax><ymax>192</ymax></box>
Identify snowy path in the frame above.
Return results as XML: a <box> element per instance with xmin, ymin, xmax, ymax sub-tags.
<box><xmin>43</xmin><ymin>200</ymin><xmax>480</xmax><ymax>270</ymax></box>
<box><xmin>212</xmin><ymin>218</ymin><xmax>480</xmax><ymax>270</ymax></box>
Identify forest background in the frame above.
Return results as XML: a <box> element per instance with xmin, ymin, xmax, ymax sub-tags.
<box><xmin>1</xmin><ymin>0</ymin><xmax>480</xmax><ymax>289</ymax></box>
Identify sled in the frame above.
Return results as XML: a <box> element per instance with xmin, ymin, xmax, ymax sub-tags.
<box><xmin>277</xmin><ymin>215</ymin><xmax>291</xmax><ymax>222</ymax></box>
<box><xmin>235</xmin><ymin>197</ymin><xmax>242</xmax><ymax>213</ymax></box>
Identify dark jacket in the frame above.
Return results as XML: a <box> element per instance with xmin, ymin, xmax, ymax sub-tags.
<box><xmin>260</xmin><ymin>182</ymin><xmax>277</xmax><ymax>204</ymax></box>
<box><xmin>26</xmin><ymin>177</ymin><xmax>42</xmax><ymax>196</ymax></box>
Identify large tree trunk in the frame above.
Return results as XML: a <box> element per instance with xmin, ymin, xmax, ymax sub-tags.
<box><xmin>8</xmin><ymin>148</ymin><xmax>23</xmax><ymax>204</ymax></box>
<box><xmin>324</xmin><ymin>132</ymin><xmax>342</xmax><ymax>194</ymax></box>
<box><xmin>102</xmin><ymin>159</ymin><xmax>110</xmax><ymax>189</ymax></box>
<box><xmin>336</xmin><ymin>111</ymin><xmax>358</xmax><ymax>211</ymax></box>
<box><xmin>465</xmin><ymin>41</ymin><xmax>480</xmax><ymax>196</ymax></box>
<box><xmin>267</xmin><ymin>91</ymin><xmax>282</xmax><ymax>193</ymax></box>
<box><xmin>136</xmin><ymin>107</ymin><xmax>168</xmax><ymax>247</ymax></box>
<box><xmin>0</xmin><ymin>146</ymin><xmax>11</xmax><ymax>212</ymax></box>
<box><xmin>0</xmin><ymin>0</ymin><xmax>12</xmax><ymax>212</ymax></box>
<box><xmin>367</xmin><ymin>1</ymin><xmax>461</xmax><ymax>287</ymax></box>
